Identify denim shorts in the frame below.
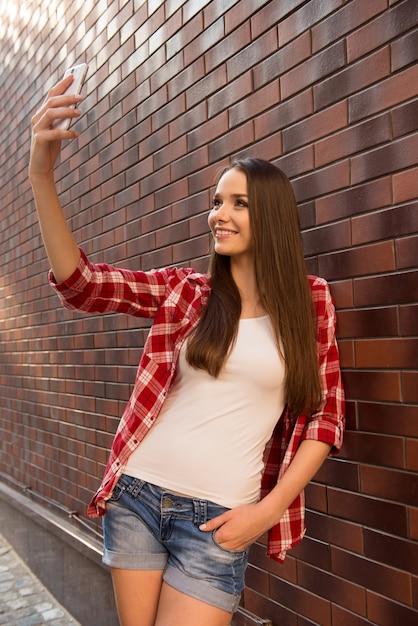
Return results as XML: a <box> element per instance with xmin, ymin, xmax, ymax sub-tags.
<box><xmin>102</xmin><ymin>474</ymin><xmax>249</xmax><ymax>612</ymax></box>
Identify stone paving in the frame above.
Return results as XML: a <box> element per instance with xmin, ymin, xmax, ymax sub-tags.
<box><xmin>0</xmin><ymin>533</ymin><xmax>82</xmax><ymax>626</ymax></box>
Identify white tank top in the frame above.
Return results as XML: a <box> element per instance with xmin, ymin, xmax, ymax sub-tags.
<box><xmin>124</xmin><ymin>316</ymin><xmax>285</xmax><ymax>508</ymax></box>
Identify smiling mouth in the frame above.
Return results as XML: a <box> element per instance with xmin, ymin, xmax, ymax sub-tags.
<box><xmin>215</xmin><ymin>229</ymin><xmax>237</xmax><ymax>237</ymax></box>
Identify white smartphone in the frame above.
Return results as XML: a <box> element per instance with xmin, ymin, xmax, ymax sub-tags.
<box><xmin>52</xmin><ymin>63</ymin><xmax>88</xmax><ymax>130</ymax></box>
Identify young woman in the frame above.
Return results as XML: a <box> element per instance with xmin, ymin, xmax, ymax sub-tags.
<box><xmin>29</xmin><ymin>76</ymin><xmax>344</xmax><ymax>626</ymax></box>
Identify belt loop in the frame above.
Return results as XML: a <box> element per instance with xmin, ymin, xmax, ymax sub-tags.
<box><xmin>193</xmin><ymin>499</ymin><xmax>199</xmax><ymax>525</ymax></box>
<box><xmin>193</xmin><ymin>499</ymin><xmax>208</xmax><ymax>525</ymax></box>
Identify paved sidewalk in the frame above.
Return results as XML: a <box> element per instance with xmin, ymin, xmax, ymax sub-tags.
<box><xmin>0</xmin><ymin>533</ymin><xmax>82</xmax><ymax>626</ymax></box>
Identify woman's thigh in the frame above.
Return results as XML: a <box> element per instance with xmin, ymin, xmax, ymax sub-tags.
<box><xmin>111</xmin><ymin>568</ymin><xmax>164</xmax><ymax>626</ymax></box>
<box><xmin>155</xmin><ymin>582</ymin><xmax>232</xmax><ymax>626</ymax></box>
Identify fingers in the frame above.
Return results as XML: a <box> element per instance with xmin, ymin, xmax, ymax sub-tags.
<box><xmin>32</xmin><ymin>76</ymin><xmax>83</xmax><ymax>131</ymax></box>
<box><xmin>33</xmin><ymin>96</ymin><xmax>83</xmax><ymax>127</ymax></box>
<box><xmin>199</xmin><ymin>512</ymin><xmax>228</xmax><ymax>532</ymax></box>
<box><xmin>47</xmin><ymin>73</ymin><xmax>74</xmax><ymax>98</ymax></box>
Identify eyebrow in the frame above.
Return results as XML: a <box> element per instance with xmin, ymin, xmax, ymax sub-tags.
<box><xmin>213</xmin><ymin>193</ymin><xmax>249</xmax><ymax>199</ymax></box>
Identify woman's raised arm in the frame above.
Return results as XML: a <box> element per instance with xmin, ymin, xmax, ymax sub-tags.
<box><xmin>29</xmin><ymin>75</ymin><xmax>82</xmax><ymax>283</ymax></box>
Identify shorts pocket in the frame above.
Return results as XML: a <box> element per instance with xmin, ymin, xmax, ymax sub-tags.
<box><xmin>211</xmin><ymin>530</ymin><xmax>247</xmax><ymax>557</ymax></box>
<box><xmin>108</xmin><ymin>478</ymin><xmax>126</xmax><ymax>503</ymax></box>
<box><xmin>109</xmin><ymin>474</ymin><xmax>141</xmax><ymax>503</ymax></box>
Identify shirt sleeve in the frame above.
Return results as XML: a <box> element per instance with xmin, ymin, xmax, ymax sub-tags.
<box><xmin>301</xmin><ymin>277</ymin><xmax>345</xmax><ymax>452</ymax></box>
<box><xmin>48</xmin><ymin>247</ymin><xmax>181</xmax><ymax>318</ymax></box>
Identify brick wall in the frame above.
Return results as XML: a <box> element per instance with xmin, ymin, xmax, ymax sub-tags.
<box><xmin>0</xmin><ymin>1</ymin><xmax>417</xmax><ymax>624</ymax></box>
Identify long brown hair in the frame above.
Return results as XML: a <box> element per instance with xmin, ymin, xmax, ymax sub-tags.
<box><xmin>186</xmin><ymin>158</ymin><xmax>322</xmax><ymax>417</ymax></box>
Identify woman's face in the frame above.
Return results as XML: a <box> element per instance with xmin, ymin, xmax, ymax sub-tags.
<box><xmin>208</xmin><ymin>168</ymin><xmax>253</xmax><ymax>263</ymax></box>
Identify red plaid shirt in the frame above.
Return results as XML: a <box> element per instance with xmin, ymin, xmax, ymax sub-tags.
<box><xmin>50</xmin><ymin>249</ymin><xmax>344</xmax><ymax>562</ymax></box>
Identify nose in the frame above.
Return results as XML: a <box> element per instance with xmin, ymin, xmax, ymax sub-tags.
<box><xmin>213</xmin><ymin>202</ymin><xmax>231</xmax><ymax>222</ymax></box>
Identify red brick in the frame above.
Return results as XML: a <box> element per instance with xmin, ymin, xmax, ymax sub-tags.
<box><xmin>229</xmin><ymin>81</ymin><xmax>280</xmax><ymax>129</ymax></box>
<box><xmin>403</xmin><ymin>372</ymin><xmax>418</xmax><ymax>403</ymax></box>
<box><xmin>338</xmin><ymin>340</ymin><xmax>355</xmax><ymax>369</ymax></box>
<box><xmin>227</xmin><ymin>27</ymin><xmax>278</xmax><ymax>81</ymax></box>
<box><xmin>140</xmin><ymin>166</ymin><xmax>171</xmax><ymax>197</ymax></box>
<box><xmin>107</xmin><ymin>1</ymin><xmax>134</xmax><ymax>40</ymax></box>
<box><xmin>359</xmin><ymin>402</ymin><xmax>418</xmax><ymax>438</ymax></box>
<box><xmin>393</xmin><ymin>167</ymin><xmax>418</xmax><ymax>203</ymax></box>
<box><xmin>187</xmin><ymin>111</ymin><xmax>228</xmax><ymax>151</ymax></box>
<box><xmin>342</xmin><ymin>430</ymin><xmax>405</xmax><ymax>468</ymax></box>
<box><xmin>391</xmin><ymin>28</ymin><xmax>418</xmax><ymax>72</ymax></box>
<box><xmin>278</xmin><ymin>0</ymin><xmax>343</xmax><ymax>46</ymax></box>
<box><xmin>315</xmin><ymin>112</ymin><xmax>391</xmax><ymax>168</ymax></box>
<box><xmin>346</xmin><ymin>0</ymin><xmax>417</xmax><ymax>63</ymax></box>
<box><xmin>406</xmin><ymin>439</ymin><xmax>418</xmax><ymax>472</ymax></box>
<box><xmin>207</xmin><ymin>70</ymin><xmax>252</xmax><ymax>117</ymax></box>
<box><xmin>332</xmin><ymin>605</ymin><xmax>380</xmax><ymax>626</ymax></box>
<box><xmin>293</xmin><ymin>160</ymin><xmax>350</xmax><ymax>203</ymax></box>
<box><xmin>251</xmin><ymin>0</ymin><xmax>304</xmax><ymax>39</ymax></box>
<box><xmin>396</xmin><ymin>233</ymin><xmax>418</xmax><ymax>270</ymax></box>
<box><xmin>302</xmin><ymin>220</ymin><xmax>351</xmax><ymax>256</ymax></box>
<box><xmin>185</xmin><ymin>17</ymin><xmax>226</xmax><ymax>69</ymax></box>
<box><xmin>150</xmin><ymin>54</ymin><xmax>184</xmax><ymax>93</ymax></box>
<box><xmin>248</xmin><ymin>132</ymin><xmax>283</xmax><ymax>163</ymax></box>
<box><xmin>270</xmin><ymin>575</ymin><xmax>332</xmax><ymax>625</ymax></box>
<box><xmin>120</xmin><ymin>3</ymin><xmax>148</xmax><ymax>44</ymax></box>
<box><xmin>254</xmin><ymin>90</ymin><xmax>313</xmax><ymax>140</ymax></box>
<box><xmin>315</xmin><ymin>47</ymin><xmax>391</xmax><ymax>111</ymax></box>
<box><xmin>167</xmin><ymin>57</ymin><xmax>205</xmax><ymax>100</ymax></box>
<box><xmin>154</xmin><ymin>178</ymin><xmax>189</xmax><ymax>210</ymax></box>
<box><xmin>208</xmin><ymin>121</ymin><xmax>255</xmax><ymax>162</ymax></box>
<box><xmin>349</xmin><ymin>64</ymin><xmax>418</xmax><ymax>122</ymax></box>
<box><xmin>354</xmin><ymin>271</ymin><xmax>418</xmax><ymax>306</ymax></box>
<box><xmin>332</xmin><ymin>547</ymin><xmax>412</xmax><ymax>606</ymax></box>
<box><xmin>189</xmin><ymin>212</ymin><xmax>210</xmax><ymax>238</ymax></box>
<box><xmin>243</xmin><ymin>588</ymin><xmax>298</xmax><ymax>626</ymax></box>
<box><xmin>361</xmin><ymin>465</ymin><xmax>418</xmax><ymax>508</ymax></box>
<box><xmin>410</xmin><ymin>508</ymin><xmax>418</xmax><ymax>541</ymax></box>
<box><xmin>338</xmin><ymin>307</ymin><xmax>399</xmax><ymax>339</ymax></box>
<box><xmin>149</xmin><ymin>8</ymin><xmax>182</xmax><ymax>55</ymax></box>
<box><xmin>297</xmin><ymin>560</ymin><xmax>366</xmax><ymax>616</ymax></box>
<box><xmin>172</xmin><ymin>234</ymin><xmax>210</xmax><ymax>264</ymax></box>
<box><xmin>306</xmin><ymin>510</ymin><xmax>363</xmax><ymax>554</ymax></box>
<box><xmin>328</xmin><ymin>488</ymin><xmax>408</xmax><ymax>536</ymax></box>
<box><xmin>343</xmin><ymin>370</ymin><xmax>402</xmax><ymax>402</ymax></box>
<box><xmin>351</xmin><ymin>133</ymin><xmax>418</xmax><ymax>184</ymax></box>
<box><xmin>169</xmin><ymin>102</ymin><xmax>207</xmax><ymax>141</ymax></box>
<box><xmin>171</xmin><ymin>190</ymin><xmax>210</xmax><ymax>222</ymax></box>
<box><xmin>153</xmin><ymin>136</ymin><xmax>187</xmax><ymax>170</ymax></box>
<box><xmin>139</xmin><ymin>126</ymin><xmax>169</xmax><ymax>160</ymax></box>
<box><xmin>281</xmin><ymin>41</ymin><xmax>346</xmax><ymax>101</ymax></box>
<box><xmin>352</xmin><ymin>204</ymin><xmax>418</xmax><ymax>245</ymax></box>
<box><xmin>367</xmin><ymin>591</ymin><xmax>418</xmax><ymax>626</ymax></box>
<box><xmin>170</xmin><ymin>146</ymin><xmax>208</xmax><ymax>180</ymax></box>
<box><xmin>186</xmin><ymin>65</ymin><xmax>227</xmax><ymax>110</ymax></box>
<box><xmin>133</xmin><ymin>4</ymin><xmax>164</xmax><ymax>51</ymax></box>
<box><xmin>166</xmin><ymin>12</ymin><xmax>203</xmax><ymax>60</ymax></box>
<box><xmin>253</xmin><ymin>33</ymin><xmax>311</xmax><ymax>89</ymax></box>
<box><xmin>284</xmin><ymin>101</ymin><xmax>348</xmax><ymax>152</ymax></box>
<box><xmin>311</xmin><ymin>0</ymin><xmax>387</xmax><ymax>52</ymax></box>
<box><xmin>316</xmin><ymin>177</ymin><xmax>392</xmax><ymax>224</ymax></box>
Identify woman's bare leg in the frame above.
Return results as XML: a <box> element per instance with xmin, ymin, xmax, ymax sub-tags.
<box><xmin>110</xmin><ymin>568</ymin><xmax>164</xmax><ymax>626</ymax></box>
<box><xmin>155</xmin><ymin>582</ymin><xmax>232</xmax><ymax>626</ymax></box>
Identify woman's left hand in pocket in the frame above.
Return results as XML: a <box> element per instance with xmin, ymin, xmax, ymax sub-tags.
<box><xmin>199</xmin><ymin>503</ymin><xmax>271</xmax><ymax>552</ymax></box>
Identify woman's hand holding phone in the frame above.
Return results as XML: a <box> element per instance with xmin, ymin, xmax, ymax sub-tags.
<box><xmin>30</xmin><ymin>66</ymin><xmax>86</xmax><ymax>181</ymax></box>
